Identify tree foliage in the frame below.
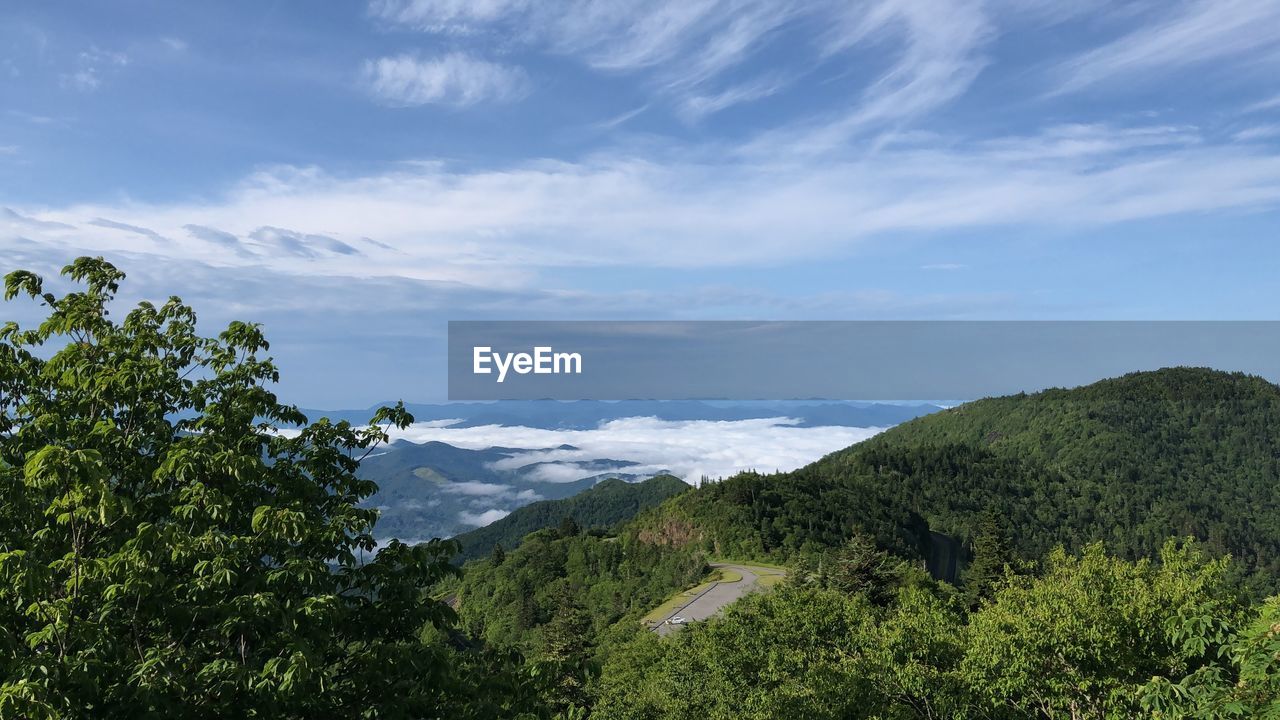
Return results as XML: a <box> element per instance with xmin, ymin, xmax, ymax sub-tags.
<box><xmin>452</xmin><ymin>528</ymin><xmax>706</xmax><ymax>656</ymax></box>
<box><xmin>962</xmin><ymin>540</ymin><xmax>1247</xmax><ymax>718</ymax></box>
<box><xmin>963</xmin><ymin>509</ymin><xmax>1014</xmax><ymax>607</ymax></box>
<box><xmin>1140</xmin><ymin>595</ymin><xmax>1280</xmax><ymax>719</ymax></box>
<box><xmin>594</xmin><ymin>541</ymin><xmax>1275</xmax><ymax>720</ymax></box>
<box><xmin>790</xmin><ymin>532</ymin><xmax>915</xmax><ymax>606</ymax></box>
<box><xmin>0</xmin><ymin>258</ymin><xmax>465</xmax><ymax>718</ymax></box>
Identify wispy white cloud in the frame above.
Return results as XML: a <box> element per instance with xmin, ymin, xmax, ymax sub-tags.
<box><xmin>183</xmin><ymin>224</ymin><xmax>255</xmax><ymax>256</ymax></box>
<box><xmin>679</xmin><ymin>76</ymin><xmax>788</xmax><ymax>121</ymax></box>
<box><xmin>456</xmin><ymin>508</ymin><xmax>510</xmax><ymax>526</ymax></box>
<box><xmin>368</xmin><ymin>0</ymin><xmax>990</xmax><ymax>124</ymax></box>
<box><xmin>442</xmin><ymin>481</ymin><xmax>515</xmax><ymax>496</ymax></box>
<box><xmin>369</xmin><ymin>0</ymin><xmax>528</xmax><ymax>30</ymax></box>
<box><xmin>363</xmin><ymin>53</ymin><xmax>529</xmax><ymax>107</ymax></box>
<box><xmin>1234</xmin><ymin>125</ymin><xmax>1280</xmax><ymax>142</ymax></box>
<box><xmin>6</xmin><ymin>110</ymin><xmax>58</xmax><ymax>126</ymax></box>
<box><xmin>1244</xmin><ymin>94</ymin><xmax>1280</xmax><ymax>113</ymax></box>
<box><xmin>88</xmin><ymin>218</ymin><xmax>167</xmax><ymax>243</ymax></box>
<box><xmin>369</xmin><ymin>0</ymin><xmax>803</xmax><ymax>119</ymax></box>
<box><xmin>614</xmin><ymin>1</ymin><xmax>798</xmax><ymax>87</ymax></box>
<box><xmin>974</xmin><ymin>123</ymin><xmax>1201</xmax><ymax>162</ymax></box>
<box><xmin>822</xmin><ymin>0</ymin><xmax>991</xmax><ymax>126</ymax></box>
<box><xmin>2</xmin><ymin>207</ymin><xmax>75</xmax><ymax>231</ymax></box>
<box><xmin>1054</xmin><ymin>0</ymin><xmax>1280</xmax><ymax>94</ymax></box>
<box><xmin>592</xmin><ymin>104</ymin><xmax>651</xmax><ymax>131</ymax></box>
<box><xmin>12</xmin><ymin>122</ymin><xmax>1280</xmax><ymax>284</ymax></box>
<box><xmin>739</xmin><ymin>0</ymin><xmax>992</xmax><ymax>153</ymax></box>
<box><xmin>922</xmin><ymin>263</ymin><xmax>967</xmax><ymax>271</ymax></box>
<box><xmin>60</xmin><ymin>46</ymin><xmax>129</xmax><ymax>92</ymax></box>
<box><xmin>249</xmin><ymin>226</ymin><xmax>361</xmax><ymax>257</ymax></box>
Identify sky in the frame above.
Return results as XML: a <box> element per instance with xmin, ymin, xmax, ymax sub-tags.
<box><xmin>3</xmin><ymin>0</ymin><xmax>1280</xmax><ymax>407</ymax></box>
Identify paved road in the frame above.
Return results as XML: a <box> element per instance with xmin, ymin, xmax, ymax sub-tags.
<box><xmin>652</xmin><ymin>563</ymin><xmax>785</xmax><ymax>636</ymax></box>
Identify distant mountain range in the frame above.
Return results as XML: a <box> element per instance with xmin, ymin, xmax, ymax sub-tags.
<box><xmin>304</xmin><ymin>399</ymin><xmax>944</xmax><ymax>430</ymax></box>
<box><xmin>348</xmin><ymin>400</ymin><xmax>944</xmax><ymax>543</ymax></box>
<box><xmin>359</xmin><ymin>439</ymin><xmax>654</xmax><ymax>542</ymax></box>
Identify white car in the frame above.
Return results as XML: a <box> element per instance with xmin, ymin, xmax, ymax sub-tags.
<box><xmin>668</xmin><ymin>616</ymin><xmax>689</xmax><ymax>625</ymax></box>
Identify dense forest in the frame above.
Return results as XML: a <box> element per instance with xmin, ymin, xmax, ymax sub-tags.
<box><xmin>451</xmin><ymin>475</ymin><xmax>690</xmax><ymax>563</ymax></box>
<box><xmin>0</xmin><ymin>259</ymin><xmax>1276</xmax><ymax>718</ymax></box>
<box><xmin>640</xmin><ymin>367</ymin><xmax>1280</xmax><ymax>589</ymax></box>
<box><xmin>595</xmin><ymin>540</ymin><xmax>1280</xmax><ymax>719</ymax></box>
<box><xmin>450</xmin><ymin>523</ymin><xmax>707</xmax><ymax>653</ymax></box>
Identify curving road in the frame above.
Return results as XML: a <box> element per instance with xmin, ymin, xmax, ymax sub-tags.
<box><xmin>651</xmin><ymin>563</ymin><xmax>786</xmax><ymax>636</ymax></box>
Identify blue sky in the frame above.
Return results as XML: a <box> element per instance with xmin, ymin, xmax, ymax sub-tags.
<box><xmin>2</xmin><ymin>0</ymin><xmax>1280</xmax><ymax>406</ymax></box>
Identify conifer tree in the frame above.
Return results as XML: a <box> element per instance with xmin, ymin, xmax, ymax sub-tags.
<box><xmin>964</xmin><ymin>508</ymin><xmax>1013</xmax><ymax>607</ymax></box>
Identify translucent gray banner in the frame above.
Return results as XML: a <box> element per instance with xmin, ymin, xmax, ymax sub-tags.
<box><xmin>447</xmin><ymin>321</ymin><xmax>1280</xmax><ymax>400</ymax></box>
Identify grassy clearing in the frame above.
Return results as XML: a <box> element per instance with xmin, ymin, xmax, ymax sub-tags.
<box><xmin>715</xmin><ymin>567</ymin><xmax>743</xmax><ymax>583</ymax></box>
<box><xmin>714</xmin><ymin>560</ymin><xmax>788</xmax><ymax>576</ymax></box>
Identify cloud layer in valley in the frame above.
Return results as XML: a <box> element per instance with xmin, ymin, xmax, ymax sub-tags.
<box><xmin>390</xmin><ymin>417</ymin><xmax>887</xmax><ymax>484</ymax></box>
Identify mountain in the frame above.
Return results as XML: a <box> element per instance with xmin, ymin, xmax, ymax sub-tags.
<box><xmin>451</xmin><ymin>475</ymin><xmax>691</xmax><ymax>563</ymax></box>
<box><xmin>351</xmin><ymin>401</ymin><xmax>940</xmax><ymax>543</ymax></box>
<box><xmin>641</xmin><ymin>368</ymin><xmax>1280</xmax><ymax>584</ymax></box>
<box><xmin>302</xmin><ymin>399</ymin><xmax>942</xmax><ymax>430</ymax></box>
<box><xmin>359</xmin><ymin>440</ymin><xmax>648</xmax><ymax>541</ymax></box>
<box><xmin>441</xmin><ymin>367</ymin><xmax>1280</xmax><ymax>718</ymax></box>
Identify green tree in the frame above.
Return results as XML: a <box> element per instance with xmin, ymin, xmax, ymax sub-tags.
<box><xmin>866</xmin><ymin>586</ymin><xmax>973</xmax><ymax>719</ymax></box>
<box><xmin>961</xmin><ymin>540</ymin><xmax>1247</xmax><ymax>719</ymax></box>
<box><xmin>963</xmin><ymin>509</ymin><xmax>1013</xmax><ymax>607</ymax></box>
<box><xmin>536</xmin><ymin>583</ymin><xmax>594</xmax><ymax>715</ymax></box>
<box><xmin>491</xmin><ymin>543</ymin><xmax>507</xmax><ymax>566</ymax></box>
<box><xmin>594</xmin><ymin>586</ymin><xmax>884</xmax><ymax>720</ymax></box>
<box><xmin>1139</xmin><ymin>595</ymin><xmax>1280</xmax><ymax>719</ymax></box>
<box><xmin>0</xmin><ymin>258</ymin><xmax>463</xmax><ymax>718</ymax></box>
<box><xmin>794</xmin><ymin>533</ymin><xmax>904</xmax><ymax>606</ymax></box>
<box><xmin>558</xmin><ymin>516</ymin><xmax>581</xmax><ymax>538</ymax></box>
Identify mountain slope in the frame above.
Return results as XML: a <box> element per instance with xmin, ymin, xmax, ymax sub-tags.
<box><xmin>451</xmin><ymin>475</ymin><xmax>692</xmax><ymax>563</ymax></box>
<box><xmin>361</xmin><ymin>440</ymin><xmax>629</xmax><ymax>541</ymax></box>
<box><xmin>643</xmin><ymin>368</ymin><xmax>1280</xmax><ymax>582</ymax></box>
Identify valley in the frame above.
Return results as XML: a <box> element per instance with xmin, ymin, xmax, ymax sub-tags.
<box><xmin>348</xmin><ymin>400</ymin><xmax>940</xmax><ymax>544</ymax></box>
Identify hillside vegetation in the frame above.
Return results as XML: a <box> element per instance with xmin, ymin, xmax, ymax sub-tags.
<box><xmin>596</xmin><ymin>540</ymin><xmax>1279</xmax><ymax>719</ymax></box>
<box><xmin>452</xmin><ymin>475</ymin><xmax>690</xmax><ymax>563</ymax></box>
<box><xmin>451</xmin><ymin>524</ymin><xmax>707</xmax><ymax>657</ymax></box>
<box><xmin>358</xmin><ymin>440</ymin><xmax>614</xmax><ymax>541</ymax></box>
<box><xmin>645</xmin><ymin>368</ymin><xmax>1280</xmax><ymax>584</ymax></box>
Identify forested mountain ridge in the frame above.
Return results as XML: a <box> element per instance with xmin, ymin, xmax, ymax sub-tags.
<box><xmin>638</xmin><ymin>367</ymin><xmax>1280</xmax><ymax>583</ymax></box>
<box><xmin>451</xmin><ymin>475</ymin><xmax>691</xmax><ymax>563</ymax></box>
<box><xmin>857</xmin><ymin>366</ymin><xmax>1280</xmax><ymax>472</ymax></box>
